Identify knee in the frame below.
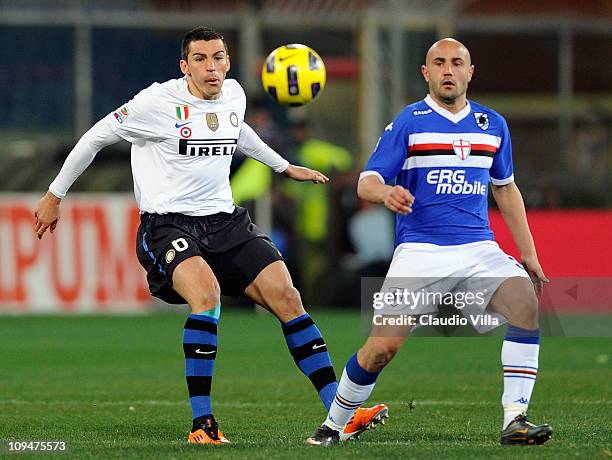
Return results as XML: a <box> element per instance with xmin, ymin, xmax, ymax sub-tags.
<box><xmin>511</xmin><ymin>294</ymin><xmax>539</xmax><ymax>329</ymax></box>
<box><xmin>280</xmin><ymin>285</ymin><xmax>302</xmax><ymax>308</ymax></box>
<box><xmin>188</xmin><ymin>285</ymin><xmax>221</xmax><ymax>314</ymax></box>
<box><xmin>523</xmin><ymin>296</ymin><xmax>539</xmax><ymax>327</ymax></box>
<box><xmin>269</xmin><ymin>284</ymin><xmax>303</xmax><ymax>314</ymax></box>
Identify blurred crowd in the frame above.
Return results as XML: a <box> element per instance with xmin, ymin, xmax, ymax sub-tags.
<box><xmin>230</xmin><ymin>100</ymin><xmax>395</xmax><ymax>307</ymax></box>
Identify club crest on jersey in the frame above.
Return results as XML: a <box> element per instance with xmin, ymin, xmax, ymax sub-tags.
<box><xmin>452</xmin><ymin>139</ymin><xmax>471</xmax><ymax>160</ymax></box>
<box><xmin>474</xmin><ymin>112</ymin><xmax>489</xmax><ymax>130</ymax></box>
<box><xmin>176</xmin><ymin>105</ymin><xmax>190</xmax><ymax>120</ymax></box>
<box><xmin>206</xmin><ymin>113</ymin><xmax>219</xmax><ymax>131</ymax></box>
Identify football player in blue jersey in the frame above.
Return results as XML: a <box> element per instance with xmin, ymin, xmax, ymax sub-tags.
<box><xmin>307</xmin><ymin>38</ymin><xmax>552</xmax><ymax>446</ymax></box>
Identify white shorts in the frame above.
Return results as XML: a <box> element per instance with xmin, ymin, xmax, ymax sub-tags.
<box><xmin>377</xmin><ymin>240</ymin><xmax>530</xmax><ymax>333</ymax></box>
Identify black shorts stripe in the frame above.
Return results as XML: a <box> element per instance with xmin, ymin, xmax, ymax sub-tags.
<box><xmin>186</xmin><ymin>376</ymin><xmax>213</xmax><ymax>397</ymax></box>
<box><xmin>282</xmin><ymin>316</ymin><xmax>315</xmax><ymax>336</ymax></box>
<box><xmin>308</xmin><ymin>366</ymin><xmax>337</xmax><ymax>392</ymax></box>
<box><xmin>183</xmin><ymin>344</ymin><xmax>217</xmax><ymax>360</ymax></box>
<box><xmin>184</xmin><ymin>318</ymin><xmax>218</xmax><ymax>334</ymax></box>
<box><xmin>289</xmin><ymin>338</ymin><xmax>327</xmax><ymax>363</ymax></box>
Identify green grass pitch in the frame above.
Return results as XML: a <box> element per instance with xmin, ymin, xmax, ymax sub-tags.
<box><xmin>1</xmin><ymin>310</ymin><xmax>610</xmax><ymax>459</ymax></box>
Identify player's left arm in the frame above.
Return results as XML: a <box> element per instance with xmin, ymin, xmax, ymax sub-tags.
<box><xmin>491</xmin><ymin>182</ymin><xmax>549</xmax><ymax>294</ymax></box>
<box><xmin>237</xmin><ymin>122</ymin><xmax>328</xmax><ymax>184</ymax></box>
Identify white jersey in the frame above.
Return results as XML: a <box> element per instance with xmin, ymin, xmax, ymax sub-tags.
<box><xmin>110</xmin><ymin>78</ymin><xmax>245</xmax><ymax>215</ymax></box>
<box><xmin>49</xmin><ymin>77</ymin><xmax>289</xmax><ymax>215</ymax></box>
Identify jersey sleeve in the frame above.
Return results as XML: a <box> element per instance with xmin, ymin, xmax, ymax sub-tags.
<box><xmin>360</xmin><ymin>114</ymin><xmax>410</xmax><ymax>184</ymax></box>
<box><xmin>489</xmin><ymin>118</ymin><xmax>514</xmax><ymax>185</ymax></box>
<box><xmin>108</xmin><ymin>83</ymin><xmax>163</xmax><ymax>143</ymax></box>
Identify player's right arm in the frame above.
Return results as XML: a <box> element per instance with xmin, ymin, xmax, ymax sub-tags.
<box><xmin>357</xmin><ymin>114</ymin><xmax>414</xmax><ymax>215</ymax></box>
<box><xmin>357</xmin><ymin>177</ymin><xmax>413</xmax><ymax>215</ymax></box>
<box><xmin>35</xmin><ymin>85</ymin><xmax>158</xmax><ymax>239</ymax></box>
<box><xmin>34</xmin><ymin>117</ymin><xmax>123</xmax><ymax>239</ymax></box>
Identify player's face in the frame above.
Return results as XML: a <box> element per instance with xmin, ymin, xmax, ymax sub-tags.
<box><xmin>421</xmin><ymin>41</ymin><xmax>473</xmax><ymax>106</ymax></box>
<box><xmin>180</xmin><ymin>39</ymin><xmax>230</xmax><ymax>100</ymax></box>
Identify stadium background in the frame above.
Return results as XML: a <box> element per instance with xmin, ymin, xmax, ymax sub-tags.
<box><xmin>0</xmin><ymin>1</ymin><xmax>611</xmax><ymax>458</ymax></box>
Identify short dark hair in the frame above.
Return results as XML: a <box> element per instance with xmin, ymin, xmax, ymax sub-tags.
<box><xmin>181</xmin><ymin>26</ymin><xmax>227</xmax><ymax>60</ymax></box>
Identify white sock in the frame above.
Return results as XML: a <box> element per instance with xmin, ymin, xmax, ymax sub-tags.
<box><xmin>501</xmin><ymin>340</ymin><xmax>539</xmax><ymax>428</ymax></box>
<box><xmin>324</xmin><ymin>368</ymin><xmax>376</xmax><ymax>432</ymax></box>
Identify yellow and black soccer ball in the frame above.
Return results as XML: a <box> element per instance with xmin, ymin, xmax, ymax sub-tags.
<box><xmin>261</xmin><ymin>44</ymin><xmax>326</xmax><ymax>106</ymax></box>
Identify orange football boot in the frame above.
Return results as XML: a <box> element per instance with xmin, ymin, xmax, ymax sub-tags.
<box><xmin>341</xmin><ymin>403</ymin><xmax>389</xmax><ymax>441</ymax></box>
<box><xmin>187</xmin><ymin>416</ymin><xmax>230</xmax><ymax>445</ymax></box>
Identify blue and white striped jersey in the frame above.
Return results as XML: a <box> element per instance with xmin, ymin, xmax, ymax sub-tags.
<box><xmin>361</xmin><ymin>95</ymin><xmax>514</xmax><ymax>246</ymax></box>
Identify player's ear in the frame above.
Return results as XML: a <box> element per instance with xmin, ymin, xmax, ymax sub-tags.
<box><xmin>420</xmin><ymin>64</ymin><xmax>429</xmax><ymax>82</ymax></box>
<box><xmin>468</xmin><ymin>64</ymin><xmax>474</xmax><ymax>82</ymax></box>
<box><xmin>226</xmin><ymin>54</ymin><xmax>231</xmax><ymax>72</ymax></box>
<box><xmin>180</xmin><ymin>59</ymin><xmax>191</xmax><ymax>77</ymax></box>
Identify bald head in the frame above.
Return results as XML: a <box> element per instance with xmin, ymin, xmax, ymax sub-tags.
<box><xmin>425</xmin><ymin>38</ymin><xmax>471</xmax><ymax>66</ymax></box>
<box><xmin>421</xmin><ymin>38</ymin><xmax>474</xmax><ymax>112</ymax></box>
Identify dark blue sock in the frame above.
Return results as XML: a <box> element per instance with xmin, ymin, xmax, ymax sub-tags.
<box><xmin>505</xmin><ymin>325</ymin><xmax>540</xmax><ymax>344</ymax></box>
<box><xmin>183</xmin><ymin>311</ymin><xmax>218</xmax><ymax>421</ymax></box>
<box><xmin>282</xmin><ymin>313</ymin><xmax>338</xmax><ymax>411</ymax></box>
<box><xmin>346</xmin><ymin>352</ymin><xmax>380</xmax><ymax>385</ymax></box>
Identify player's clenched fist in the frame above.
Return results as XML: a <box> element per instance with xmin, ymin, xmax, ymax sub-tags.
<box><xmin>383</xmin><ymin>185</ymin><xmax>414</xmax><ymax>215</ymax></box>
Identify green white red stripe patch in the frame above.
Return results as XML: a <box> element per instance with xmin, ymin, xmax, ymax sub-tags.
<box><xmin>176</xmin><ymin>105</ymin><xmax>190</xmax><ymax>120</ymax></box>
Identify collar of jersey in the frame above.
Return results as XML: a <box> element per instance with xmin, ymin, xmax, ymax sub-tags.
<box><xmin>181</xmin><ymin>77</ymin><xmax>224</xmax><ymax>103</ymax></box>
<box><xmin>424</xmin><ymin>94</ymin><xmax>471</xmax><ymax>124</ymax></box>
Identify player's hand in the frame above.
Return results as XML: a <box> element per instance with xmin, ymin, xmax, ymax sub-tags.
<box><xmin>521</xmin><ymin>255</ymin><xmax>549</xmax><ymax>296</ymax></box>
<box><xmin>34</xmin><ymin>191</ymin><xmax>61</xmax><ymax>240</ymax></box>
<box><xmin>283</xmin><ymin>164</ymin><xmax>329</xmax><ymax>184</ymax></box>
<box><xmin>383</xmin><ymin>185</ymin><xmax>414</xmax><ymax>215</ymax></box>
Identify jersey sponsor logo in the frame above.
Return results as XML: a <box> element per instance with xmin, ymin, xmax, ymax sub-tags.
<box><xmin>413</xmin><ymin>108</ymin><xmax>433</xmax><ymax>116</ymax></box>
<box><xmin>176</xmin><ymin>105</ymin><xmax>190</xmax><ymax>120</ymax></box>
<box><xmin>452</xmin><ymin>139</ymin><xmax>471</xmax><ymax>160</ymax></box>
<box><xmin>178</xmin><ymin>138</ymin><xmax>237</xmax><ymax>157</ymax></box>
<box><xmin>474</xmin><ymin>112</ymin><xmax>489</xmax><ymax>130</ymax></box>
<box><xmin>206</xmin><ymin>113</ymin><xmax>219</xmax><ymax>131</ymax></box>
<box><xmin>426</xmin><ymin>169</ymin><xmax>487</xmax><ymax>195</ymax></box>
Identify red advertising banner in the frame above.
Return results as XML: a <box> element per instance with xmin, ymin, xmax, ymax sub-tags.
<box><xmin>0</xmin><ymin>194</ymin><xmax>151</xmax><ymax>312</ymax></box>
<box><xmin>490</xmin><ymin>209</ymin><xmax>612</xmax><ymax>313</ymax></box>
<box><xmin>490</xmin><ymin>209</ymin><xmax>612</xmax><ymax>277</ymax></box>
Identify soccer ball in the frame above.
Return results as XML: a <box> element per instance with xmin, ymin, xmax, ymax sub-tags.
<box><xmin>261</xmin><ymin>44</ymin><xmax>326</xmax><ymax>106</ymax></box>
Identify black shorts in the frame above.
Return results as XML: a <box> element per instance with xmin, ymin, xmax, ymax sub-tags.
<box><xmin>135</xmin><ymin>206</ymin><xmax>283</xmax><ymax>304</ymax></box>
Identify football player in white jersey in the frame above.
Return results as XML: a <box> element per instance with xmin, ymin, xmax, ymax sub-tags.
<box><xmin>307</xmin><ymin>38</ymin><xmax>552</xmax><ymax>446</ymax></box>
<box><xmin>34</xmin><ymin>27</ymin><xmax>387</xmax><ymax>445</ymax></box>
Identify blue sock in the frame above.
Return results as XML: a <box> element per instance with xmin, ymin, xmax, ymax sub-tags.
<box><xmin>183</xmin><ymin>308</ymin><xmax>220</xmax><ymax>421</ymax></box>
<box><xmin>282</xmin><ymin>313</ymin><xmax>338</xmax><ymax>411</ymax></box>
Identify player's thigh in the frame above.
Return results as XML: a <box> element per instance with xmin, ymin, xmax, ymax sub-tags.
<box><xmin>172</xmin><ymin>255</ymin><xmax>221</xmax><ymax>311</ymax></box>
<box><xmin>136</xmin><ymin>214</ymin><xmax>209</xmax><ymax>305</ymax></box>
<box><xmin>488</xmin><ymin>276</ymin><xmax>538</xmax><ymax>326</ymax></box>
<box><xmin>244</xmin><ymin>259</ymin><xmax>305</xmax><ymax>322</ymax></box>
<box><xmin>468</xmin><ymin>242</ymin><xmax>538</xmax><ymax>324</ymax></box>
